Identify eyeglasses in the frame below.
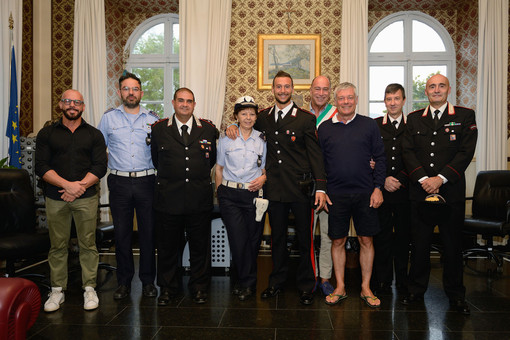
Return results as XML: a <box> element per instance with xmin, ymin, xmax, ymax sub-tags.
<box><xmin>121</xmin><ymin>86</ymin><xmax>141</xmax><ymax>92</ymax></box>
<box><xmin>61</xmin><ymin>99</ymin><xmax>84</xmax><ymax>106</ymax></box>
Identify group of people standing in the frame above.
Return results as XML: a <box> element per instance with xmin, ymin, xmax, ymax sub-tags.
<box><xmin>35</xmin><ymin>69</ymin><xmax>477</xmax><ymax>316</ymax></box>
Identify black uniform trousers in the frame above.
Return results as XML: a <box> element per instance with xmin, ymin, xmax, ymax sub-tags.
<box><xmin>217</xmin><ymin>185</ymin><xmax>263</xmax><ymax>289</ymax></box>
<box><xmin>373</xmin><ymin>200</ymin><xmax>411</xmax><ymax>288</ymax></box>
<box><xmin>267</xmin><ymin>200</ymin><xmax>316</xmax><ymax>293</ymax></box>
<box><xmin>107</xmin><ymin>174</ymin><xmax>156</xmax><ymax>286</ymax></box>
<box><xmin>155</xmin><ymin>210</ymin><xmax>211</xmax><ymax>294</ymax></box>
<box><xmin>408</xmin><ymin>200</ymin><xmax>466</xmax><ymax>301</ymax></box>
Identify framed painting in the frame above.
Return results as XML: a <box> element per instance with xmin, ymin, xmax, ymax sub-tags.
<box><xmin>257</xmin><ymin>34</ymin><xmax>321</xmax><ymax>90</ymax></box>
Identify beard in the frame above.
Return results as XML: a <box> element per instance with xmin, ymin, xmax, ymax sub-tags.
<box><xmin>122</xmin><ymin>95</ymin><xmax>141</xmax><ymax>109</ymax></box>
<box><xmin>275</xmin><ymin>95</ymin><xmax>291</xmax><ymax>106</ymax></box>
<box><xmin>62</xmin><ymin>108</ymin><xmax>83</xmax><ymax>121</ymax></box>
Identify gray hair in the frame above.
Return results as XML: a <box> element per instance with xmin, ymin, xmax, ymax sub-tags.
<box><xmin>334</xmin><ymin>82</ymin><xmax>357</xmax><ymax>100</ymax></box>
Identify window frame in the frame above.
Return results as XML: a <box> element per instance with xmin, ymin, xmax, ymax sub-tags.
<box><xmin>368</xmin><ymin>11</ymin><xmax>456</xmax><ymax>117</ymax></box>
<box><xmin>124</xmin><ymin>13</ymin><xmax>179</xmax><ymax>117</ymax></box>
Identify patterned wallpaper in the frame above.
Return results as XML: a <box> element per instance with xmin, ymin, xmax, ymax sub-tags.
<box><xmin>20</xmin><ymin>0</ymin><xmax>33</xmax><ymax>135</ymax></box>
<box><xmin>51</xmin><ymin>0</ymin><xmax>74</xmax><ymax>122</ymax></box>
<box><xmin>222</xmin><ymin>0</ymin><xmax>343</xmax><ymax>129</ymax></box>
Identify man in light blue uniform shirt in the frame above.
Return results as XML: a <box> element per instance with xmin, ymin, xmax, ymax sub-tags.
<box><xmin>97</xmin><ymin>72</ymin><xmax>160</xmax><ymax>300</ymax></box>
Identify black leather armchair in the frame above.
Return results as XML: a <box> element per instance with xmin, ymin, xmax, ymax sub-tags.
<box><xmin>0</xmin><ymin>169</ymin><xmax>50</xmax><ymax>284</ymax></box>
<box><xmin>463</xmin><ymin>170</ymin><xmax>510</xmax><ymax>273</ymax></box>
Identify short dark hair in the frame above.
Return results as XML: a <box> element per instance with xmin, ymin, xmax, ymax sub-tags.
<box><xmin>384</xmin><ymin>83</ymin><xmax>406</xmax><ymax>100</ymax></box>
<box><xmin>272</xmin><ymin>70</ymin><xmax>294</xmax><ymax>87</ymax></box>
<box><xmin>173</xmin><ymin>87</ymin><xmax>195</xmax><ymax>102</ymax></box>
<box><xmin>119</xmin><ymin>72</ymin><xmax>142</xmax><ymax>89</ymax></box>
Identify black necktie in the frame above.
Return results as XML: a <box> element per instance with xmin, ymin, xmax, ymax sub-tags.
<box><xmin>392</xmin><ymin>120</ymin><xmax>398</xmax><ymax>131</ymax></box>
<box><xmin>181</xmin><ymin>125</ymin><xmax>189</xmax><ymax>145</ymax></box>
<box><xmin>433</xmin><ymin>109</ymin><xmax>440</xmax><ymax>129</ymax></box>
<box><xmin>277</xmin><ymin>110</ymin><xmax>283</xmax><ymax>128</ymax></box>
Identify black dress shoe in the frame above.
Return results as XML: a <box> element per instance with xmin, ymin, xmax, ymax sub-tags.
<box><xmin>300</xmin><ymin>291</ymin><xmax>314</xmax><ymax>305</ymax></box>
<box><xmin>238</xmin><ymin>287</ymin><xmax>255</xmax><ymax>301</ymax></box>
<box><xmin>157</xmin><ymin>289</ymin><xmax>172</xmax><ymax>306</ymax></box>
<box><xmin>113</xmin><ymin>285</ymin><xmax>130</xmax><ymax>300</ymax></box>
<box><xmin>142</xmin><ymin>283</ymin><xmax>158</xmax><ymax>297</ymax></box>
<box><xmin>261</xmin><ymin>286</ymin><xmax>281</xmax><ymax>299</ymax></box>
<box><xmin>193</xmin><ymin>290</ymin><xmax>208</xmax><ymax>304</ymax></box>
<box><xmin>232</xmin><ymin>284</ymin><xmax>242</xmax><ymax>296</ymax></box>
<box><xmin>401</xmin><ymin>293</ymin><xmax>423</xmax><ymax>305</ymax></box>
<box><xmin>450</xmin><ymin>299</ymin><xmax>470</xmax><ymax>315</ymax></box>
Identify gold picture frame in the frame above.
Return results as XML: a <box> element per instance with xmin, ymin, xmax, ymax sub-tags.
<box><xmin>257</xmin><ymin>34</ymin><xmax>321</xmax><ymax>90</ymax></box>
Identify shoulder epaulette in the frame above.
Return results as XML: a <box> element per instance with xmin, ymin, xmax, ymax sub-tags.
<box><xmin>103</xmin><ymin>108</ymin><xmax>115</xmax><ymax>114</ymax></box>
<box><xmin>408</xmin><ymin>109</ymin><xmax>423</xmax><ymax>116</ymax></box>
<box><xmin>151</xmin><ymin>118</ymin><xmax>169</xmax><ymax>128</ymax></box>
<box><xmin>259</xmin><ymin>106</ymin><xmax>272</xmax><ymax>113</ymax></box>
<box><xmin>148</xmin><ymin>110</ymin><xmax>160</xmax><ymax>119</ymax></box>
<box><xmin>453</xmin><ymin>105</ymin><xmax>474</xmax><ymax>111</ymax></box>
<box><xmin>199</xmin><ymin>118</ymin><xmax>216</xmax><ymax>128</ymax></box>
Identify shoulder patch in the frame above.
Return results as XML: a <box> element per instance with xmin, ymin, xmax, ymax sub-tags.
<box><xmin>199</xmin><ymin>118</ymin><xmax>216</xmax><ymax>128</ymax></box>
<box><xmin>148</xmin><ymin>110</ymin><xmax>160</xmax><ymax>119</ymax></box>
<box><xmin>259</xmin><ymin>131</ymin><xmax>266</xmax><ymax>141</ymax></box>
<box><xmin>151</xmin><ymin>118</ymin><xmax>168</xmax><ymax>128</ymax></box>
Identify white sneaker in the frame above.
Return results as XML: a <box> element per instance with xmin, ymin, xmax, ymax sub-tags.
<box><xmin>83</xmin><ymin>286</ymin><xmax>99</xmax><ymax>310</ymax></box>
<box><xmin>44</xmin><ymin>287</ymin><xmax>65</xmax><ymax>312</ymax></box>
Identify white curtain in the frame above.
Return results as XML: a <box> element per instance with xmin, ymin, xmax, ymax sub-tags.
<box><xmin>72</xmin><ymin>0</ymin><xmax>107</xmax><ymax>127</ymax></box>
<box><xmin>339</xmin><ymin>0</ymin><xmax>368</xmax><ymax>116</ymax></box>
<box><xmin>0</xmin><ymin>0</ymin><xmax>22</xmax><ymax>160</ymax></box>
<box><xmin>476</xmin><ymin>0</ymin><xmax>509</xmax><ymax>172</ymax></box>
<box><xmin>180</xmin><ymin>0</ymin><xmax>232</xmax><ymax>127</ymax></box>
<box><xmin>72</xmin><ymin>0</ymin><xmax>108</xmax><ymax>216</ymax></box>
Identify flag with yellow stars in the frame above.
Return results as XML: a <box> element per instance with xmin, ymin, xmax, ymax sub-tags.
<box><xmin>6</xmin><ymin>45</ymin><xmax>21</xmax><ymax>168</ymax></box>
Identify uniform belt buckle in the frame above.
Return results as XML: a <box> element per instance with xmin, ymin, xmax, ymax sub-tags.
<box><xmin>237</xmin><ymin>183</ymin><xmax>244</xmax><ymax>189</ymax></box>
<box><xmin>129</xmin><ymin>172</ymin><xmax>137</xmax><ymax>177</ymax></box>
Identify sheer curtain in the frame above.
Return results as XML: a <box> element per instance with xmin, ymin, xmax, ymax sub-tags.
<box><xmin>1</xmin><ymin>0</ymin><xmax>22</xmax><ymax>159</ymax></box>
<box><xmin>72</xmin><ymin>0</ymin><xmax>107</xmax><ymax>127</ymax></box>
<box><xmin>339</xmin><ymin>0</ymin><xmax>368</xmax><ymax>116</ymax></box>
<box><xmin>476</xmin><ymin>0</ymin><xmax>509</xmax><ymax>171</ymax></box>
<box><xmin>180</xmin><ymin>0</ymin><xmax>232</xmax><ymax>127</ymax></box>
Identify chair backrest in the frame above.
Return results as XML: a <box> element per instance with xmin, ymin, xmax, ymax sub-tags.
<box><xmin>0</xmin><ymin>169</ymin><xmax>36</xmax><ymax>234</ymax></box>
<box><xmin>472</xmin><ymin>170</ymin><xmax>510</xmax><ymax>222</ymax></box>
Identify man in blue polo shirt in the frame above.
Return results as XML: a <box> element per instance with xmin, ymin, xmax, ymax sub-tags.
<box><xmin>98</xmin><ymin>72</ymin><xmax>159</xmax><ymax>300</ymax></box>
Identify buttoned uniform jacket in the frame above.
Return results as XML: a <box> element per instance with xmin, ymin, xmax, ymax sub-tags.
<box><xmin>150</xmin><ymin>114</ymin><xmax>218</xmax><ymax>215</ymax></box>
<box><xmin>255</xmin><ymin>103</ymin><xmax>327</xmax><ymax>203</ymax></box>
<box><xmin>375</xmin><ymin>114</ymin><xmax>409</xmax><ymax>203</ymax></box>
<box><xmin>402</xmin><ymin>103</ymin><xmax>477</xmax><ymax>203</ymax></box>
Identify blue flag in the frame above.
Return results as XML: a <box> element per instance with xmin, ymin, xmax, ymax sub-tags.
<box><xmin>6</xmin><ymin>46</ymin><xmax>21</xmax><ymax>168</ymax></box>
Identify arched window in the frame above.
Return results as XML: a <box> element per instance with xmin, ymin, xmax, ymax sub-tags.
<box><xmin>368</xmin><ymin>11</ymin><xmax>456</xmax><ymax>118</ymax></box>
<box><xmin>124</xmin><ymin>13</ymin><xmax>179</xmax><ymax>118</ymax></box>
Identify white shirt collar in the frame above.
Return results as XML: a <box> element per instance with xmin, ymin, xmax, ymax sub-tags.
<box><xmin>274</xmin><ymin>102</ymin><xmax>294</xmax><ymax>122</ymax></box>
<box><xmin>332</xmin><ymin>112</ymin><xmax>357</xmax><ymax>125</ymax></box>
<box><xmin>175</xmin><ymin>116</ymin><xmax>194</xmax><ymax>135</ymax></box>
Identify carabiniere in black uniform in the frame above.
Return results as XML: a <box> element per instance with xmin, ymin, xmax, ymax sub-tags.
<box><xmin>402</xmin><ymin>102</ymin><xmax>477</xmax><ymax>305</ymax></box>
<box><xmin>255</xmin><ymin>103</ymin><xmax>327</xmax><ymax>296</ymax></box>
<box><xmin>150</xmin><ymin>114</ymin><xmax>218</xmax><ymax>299</ymax></box>
<box><xmin>373</xmin><ymin>114</ymin><xmax>411</xmax><ymax>292</ymax></box>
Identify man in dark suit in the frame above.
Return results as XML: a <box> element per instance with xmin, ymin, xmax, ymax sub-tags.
<box><xmin>150</xmin><ymin>87</ymin><xmax>218</xmax><ymax>305</ymax></box>
<box><xmin>373</xmin><ymin>83</ymin><xmax>411</xmax><ymax>294</ymax></box>
<box><xmin>228</xmin><ymin>70</ymin><xmax>327</xmax><ymax>304</ymax></box>
<box><xmin>402</xmin><ymin>74</ymin><xmax>477</xmax><ymax>314</ymax></box>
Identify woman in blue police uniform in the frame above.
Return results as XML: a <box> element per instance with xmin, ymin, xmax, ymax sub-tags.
<box><xmin>215</xmin><ymin>96</ymin><xmax>267</xmax><ymax>301</ymax></box>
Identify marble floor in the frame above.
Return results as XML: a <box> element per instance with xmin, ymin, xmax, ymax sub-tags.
<box><xmin>12</xmin><ymin>251</ymin><xmax>510</xmax><ymax>340</ymax></box>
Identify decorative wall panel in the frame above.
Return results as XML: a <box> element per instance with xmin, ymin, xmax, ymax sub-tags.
<box><xmin>20</xmin><ymin>0</ymin><xmax>33</xmax><ymax>135</ymax></box>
